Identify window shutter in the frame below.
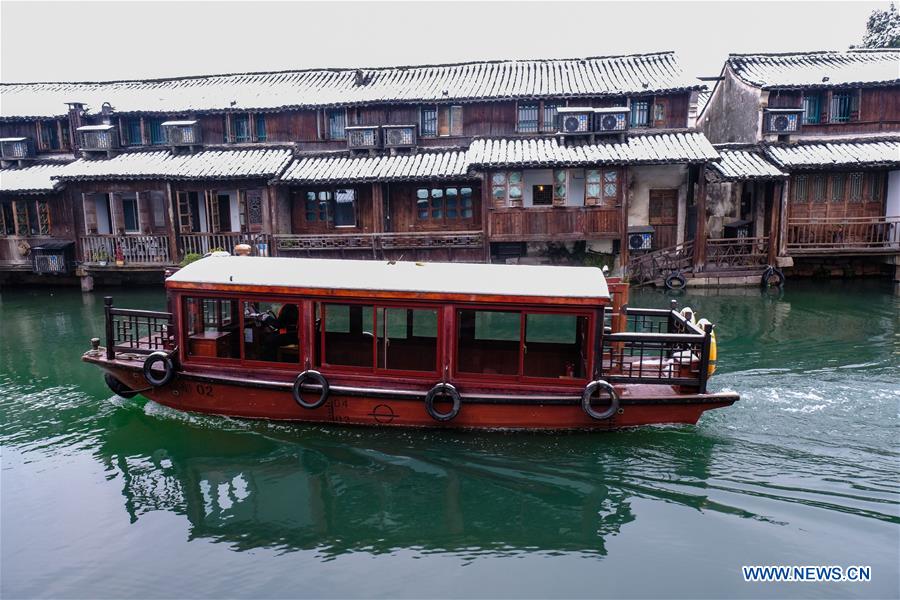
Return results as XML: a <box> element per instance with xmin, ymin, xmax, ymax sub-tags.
<box><xmin>83</xmin><ymin>194</ymin><xmax>98</xmax><ymax>234</ymax></box>
<box><xmin>110</xmin><ymin>193</ymin><xmax>125</xmax><ymax>233</ymax></box>
<box><xmin>138</xmin><ymin>192</ymin><xmax>153</xmax><ymax>233</ymax></box>
<box><xmin>246</xmin><ymin>189</ymin><xmax>264</xmax><ymax>232</ymax></box>
<box><xmin>176</xmin><ymin>191</ymin><xmax>193</xmax><ymax>233</ymax></box>
<box><xmin>437</xmin><ymin>106</ymin><xmax>450</xmax><ymax>137</ymax></box>
<box><xmin>37</xmin><ymin>200</ymin><xmax>51</xmax><ymax>235</ymax></box>
<box><xmin>450</xmin><ymin>106</ymin><xmax>463</xmax><ymax>136</ymax></box>
<box><xmin>205</xmin><ymin>190</ymin><xmax>220</xmax><ymax>233</ymax></box>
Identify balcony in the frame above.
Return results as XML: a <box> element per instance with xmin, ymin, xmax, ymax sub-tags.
<box><xmin>274</xmin><ymin>231</ymin><xmax>483</xmax><ymax>257</ymax></box>
<box><xmin>488</xmin><ymin>207</ymin><xmax>621</xmax><ymax>242</ymax></box>
<box><xmin>787</xmin><ymin>216</ymin><xmax>900</xmax><ymax>255</ymax></box>
<box><xmin>178</xmin><ymin>232</ymin><xmax>272</xmax><ymax>258</ymax></box>
<box><xmin>81</xmin><ymin>235</ymin><xmax>171</xmax><ymax>266</ymax></box>
<box><xmin>704</xmin><ymin>237</ymin><xmax>770</xmax><ymax>271</ymax></box>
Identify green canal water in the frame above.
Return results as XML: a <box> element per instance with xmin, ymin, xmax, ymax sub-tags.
<box><xmin>1</xmin><ymin>281</ymin><xmax>898</xmax><ymax>599</ymax></box>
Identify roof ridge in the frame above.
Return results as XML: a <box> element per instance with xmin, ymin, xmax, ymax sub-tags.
<box><xmin>0</xmin><ymin>51</ymin><xmax>678</xmax><ymax>87</ymax></box>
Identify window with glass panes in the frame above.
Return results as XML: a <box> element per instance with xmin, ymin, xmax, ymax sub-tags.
<box><xmin>148</xmin><ymin>119</ymin><xmax>166</xmax><ymax>145</ymax></box>
<box><xmin>302</xmin><ymin>188</ymin><xmax>357</xmax><ymax>227</ymax></box>
<box><xmin>420</xmin><ymin>107</ymin><xmax>437</xmax><ymax>137</ymax></box>
<box><xmin>517</xmin><ymin>103</ymin><xmax>539</xmax><ymax>133</ymax></box>
<box><xmin>232</xmin><ymin>114</ymin><xmax>250</xmax><ymax>142</ymax></box>
<box><xmin>40</xmin><ymin>121</ymin><xmax>60</xmax><ymax>151</ymax></box>
<box><xmin>255</xmin><ymin>114</ymin><xmax>267</xmax><ymax>141</ymax></box>
<box><xmin>630</xmin><ymin>100</ymin><xmax>650</xmax><ymax>127</ymax></box>
<box><xmin>416</xmin><ymin>186</ymin><xmax>474</xmax><ymax>222</ymax></box>
<box><xmin>124</xmin><ymin>118</ymin><xmax>143</xmax><ymax>145</ymax></box>
<box><xmin>1</xmin><ymin>200</ymin><xmax>50</xmax><ymax>236</ymax></box>
<box><xmin>121</xmin><ymin>194</ymin><xmax>140</xmax><ymax>232</ymax></box>
<box><xmin>327</xmin><ymin>109</ymin><xmax>346</xmax><ymax>140</ymax></box>
<box><xmin>802</xmin><ymin>94</ymin><xmax>821</xmax><ymax>124</ymax></box>
<box><xmin>830</xmin><ymin>92</ymin><xmax>853</xmax><ymax>123</ymax></box>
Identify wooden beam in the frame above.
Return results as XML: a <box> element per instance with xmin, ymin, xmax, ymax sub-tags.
<box><xmin>778</xmin><ymin>178</ymin><xmax>790</xmax><ymax>257</ymax></box>
<box><xmin>692</xmin><ymin>165</ymin><xmax>707</xmax><ymax>271</ymax></box>
<box><xmin>620</xmin><ymin>166</ymin><xmax>630</xmax><ymax>271</ymax></box>
<box><xmin>480</xmin><ymin>173</ymin><xmax>491</xmax><ymax>263</ymax></box>
<box><xmin>165</xmin><ymin>181</ymin><xmax>179</xmax><ymax>263</ymax></box>
<box><xmin>767</xmin><ymin>182</ymin><xmax>779</xmax><ymax>265</ymax></box>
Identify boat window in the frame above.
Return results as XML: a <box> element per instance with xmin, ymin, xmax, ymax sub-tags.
<box><xmin>376</xmin><ymin>307</ymin><xmax>438</xmax><ymax>372</ymax></box>
<box><xmin>457</xmin><ymin>309</ymin><xmax>521</xmax><ymax>375</ymax></box>
<box><xmin>184</xmin><ymin>297</ymin><xmax>240</xmax><ymax>359</ymax></box>
<box><xmin>523</xmin><ymin>314</ymin><xmax>588</xmax><ymax>379</ymax></box>
<box><xmin>322</xmin><ymin>303</ymin><xmax>374</xmax><ymax>367</ymax></box>
<box><xmin>242</xmin><ymin>301</ymin><xmax>300</xmax><ymax>364</ymax></box>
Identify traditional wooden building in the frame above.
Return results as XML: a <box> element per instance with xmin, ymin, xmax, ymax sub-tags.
<box><xmin>1</xmin><ymin>51</ymin><xmax>723</xmax><ymax>287</ymax></box>
<box><xmin>698</xmin><ymin>49</ymin><xmax>900</xmax><ymax>281</ymax></box>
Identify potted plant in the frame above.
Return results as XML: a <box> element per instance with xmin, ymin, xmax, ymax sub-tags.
<box><xmin>115</xmin><ymin>243</ymin><xmax>125</xmax><ymax>267</ymax></box>
<box><xmin>93</xmin><ymin>248</ymin><xmax>109</xmax><ymax>266</ymax></box>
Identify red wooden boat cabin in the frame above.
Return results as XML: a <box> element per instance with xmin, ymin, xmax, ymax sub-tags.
<box><xmin>84</xmin><ymin>255</ymin><xmax>737</xmax><ymax>429</ymax></box>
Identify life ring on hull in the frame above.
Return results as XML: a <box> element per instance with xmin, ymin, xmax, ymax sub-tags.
<box><xmin>425</xmin><ymin>383</ymin><xmax>461</xmax><ymax>422</ymax></box>
<box><xmin>761</xmin><ymin>266</ymin><xmax>785</xmax><ymax>288</ymax></box>
<box><xmin>664</xmin><ymin>272</ymin><xmax>687</xmax><ymax>290</ymax></box>
<box><xmin>581</xmin><ymin>380</ymin><xmax>620</xmax><ymax>420</ymax></box>
<box><xmin>104</xmin><ymin>373</ymin><xmax>138</xmax><ymax>399</ymax></box>
<box><xmin>292</xmin><ymin>370</ymin><xmax>330</xmax><ymax>409</ymax></box>
<box><xmin>143</xmin><ymin>352</ymin><xmax>175</xmax><ymax>387</ymax></box>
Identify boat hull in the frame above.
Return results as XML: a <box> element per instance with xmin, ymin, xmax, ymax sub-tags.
<box><xmin>88</xmin><ymin>355</ymin><xmax>737</xmax><ymax>431</ymax></box>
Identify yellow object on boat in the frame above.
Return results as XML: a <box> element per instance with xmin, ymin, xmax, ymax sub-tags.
<box><xmin>697</xmin><ymin>317</ymin><xmax>717</xmax><ymax>377</ymax></box>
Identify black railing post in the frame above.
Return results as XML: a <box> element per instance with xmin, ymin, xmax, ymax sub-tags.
<box><xmin>104</xmin><ymin>296</ymin><xmax>115</xmax><ymax>360</ymax></box>
<box><xmin>698</xmin><ymin>323</ymin><xmax>713</xmax><ymax>394</ymax></box>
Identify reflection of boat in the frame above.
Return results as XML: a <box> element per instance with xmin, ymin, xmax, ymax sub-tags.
<box><xmin>96</xmin><ymin>408</ymin><xmax>738</xmax><ymax>555</ymax></box>
<box><xmin>84</xmin><ymin>256</ymin><xmax>737</xmax><ymax>429</ymax></box>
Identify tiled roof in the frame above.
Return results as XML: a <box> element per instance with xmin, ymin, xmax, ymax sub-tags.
<box><xmin>467</xmin><ymin>132</ymin><xmax>719</xmax><ymax>168</ymax></box>
<box><xmin>0</xmin><ymin>163</ymin><xmax>68</xmax><ymax>193</ymax></box>
<box><xmin>1</xmin><ymin>52</ymin><xmax>700</xmax><ymax>120</ymax></box>
<box><xmin>53</xmin><ymin>148</ymin><xmax>293</xmax><ymax>181</ymax></box>
<box><xmin>763</xmin><ymin>138</ymin><xmax>900</xmax><ymax>170</ymax></box>
<box><xmin>279</xmin><ymin>148</ymin><xmax>473</xmax><ymax>184</ymax></box>
<box><xmin>709</xmin><ymin>147</ymin><xmax>786</xmax><ymax>180</ymax></box>
<box><xmin>728</xmin><ymin>49</ymin><xmax>900</xmax><ymax>89</ymax></box>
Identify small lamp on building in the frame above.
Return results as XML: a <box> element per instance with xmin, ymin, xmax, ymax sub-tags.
<box><xmin>234</xmin><ymin>244</ymin><xmax>252</xmax><ymax>256</ymax></box>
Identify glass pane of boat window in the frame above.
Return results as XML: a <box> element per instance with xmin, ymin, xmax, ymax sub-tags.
<box><xmin>324</xmin><ymin>303</ymin><xmax>373</xmax><ymax>367</ymax></box>
<box><xmin>457</xmin><ymin>309</ymin><xmax>520</xmax><ymax>375</ymax></box>
<box><xmin>184</xmin><ymin>297</ymin><xmax>240</xmax><ymax>359</ymax></box>
<box><xmin>524</xmin><ymin>314</ymin><xmax>587</xmax><ymax>379</ymax></box>
<box><xmin>242</xmin><ymin>301</ymin><xmax>300</xmax><ymax>363</ymax></box>
<box><xmin>377</xmin><ymin>307</ymin><xmax>438</xmax><ymax>371</ymax></box>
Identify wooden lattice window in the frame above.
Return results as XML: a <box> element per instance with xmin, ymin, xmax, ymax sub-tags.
<box><xmin>630</xmin><ymin>100</ymin><xmax>650</xmax><ymax>127</ymax></box>
<box><xmin>420</xmin><ymin>107</ymin><xmax>437</xmax><ymax>137</ymax></box>
<box><xmin>517</xmin><ymin>103</ymin><xmax>539</xmax><ymax>133</ymax></box>
<box><xmin>792</xmin><ymin>175</ymin><xmax>808</xmax><ymax>203</ymax></box>
<box><xmin>255</xmin><ymin>114</ymin><xmax>267</xmax><ymax>142</ymax></box>
<box><xmin>810</xmin><ymin>175</ymin><xmax>826</xmax><ymax>203</ymax></box>
<box><xmin>849</xmin><ymin>173</ymin><xmax>863</xmax><ymax>202</ymax></box>
<box><xmin>869</xmin><ymin>172</ymin><xmax>884</xmax><ymax>203</ymax></box>
<box><xmin>327</xmin><ymin>109</ymin><xmax>346</xmax><ymax>140</ymax></box>
<box><xmin>831</xmin><ymin>174</ymin><xmax>845</xmax><ymax>202</ymax></box>
<box><xmin>803</xmin><ymin>94</ymin><xmax>821</xmax><ymax>125</ymax></box>
<box><xmin>148</xmin><ymin>118</ymin><xmax>166</xmax><ymax>145</ymax></box>
<box><xmin>36</xmin><ymin>200</ymin><xmax>51</xmax><ymax>235</ymax></box>
<box><xmin>417</xmin><ymin>186</ymin><xmax>474</xmax><ymax>221</ymax></box>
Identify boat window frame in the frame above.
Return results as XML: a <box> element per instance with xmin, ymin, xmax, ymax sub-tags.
<box><xmin>179</xmin><ymin>292</ymin><xmax>243</xmax><ymax>366</ymax></box>
<box><xmin>238</xmin><ymin>295</ymin><xmax>305</xmax><ymax>368</ymax></box>
<box><xmin>450</xmin><ymin>303</ymin><xmax>594</xmax><ymax>386</ymax></box>
<box><xmin>315</xmin><ymin>298</ymin><xmax>443</xmax><ymax>378</ymax></box>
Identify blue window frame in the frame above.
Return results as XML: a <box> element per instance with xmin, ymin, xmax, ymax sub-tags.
<box><xmin>124</xmin><ymin>118</ymin><xmax>143</xmax><ymax>145</ymax></box>
<box><xmin>148</xmin><ymin>119</ymin><xmax>166</xmax><ymax>145</ymax></box>
<box><xmin>255</xmin><ymin>114</ymin><xmax>267</xmax><ymax>142</ymax></box>
<box><xmin>630</xmin><ymin>100</ymin><xmax>650</xmax><ymax>127</ymax></box>
<box><xmin>802</xmin><ymin>94</ymin><xmax>820</xmax><ymax>125</ymax></box>
<box><xmin>232</xmin><ymin>114</ymin><xmax>250</xmax><ymax>142</ymax></box>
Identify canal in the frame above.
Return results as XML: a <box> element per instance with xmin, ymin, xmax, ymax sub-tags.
<box><xmin>1</xmin><ymin>281</ymin><xmax>898</xmax><ymax>599</ymax></box>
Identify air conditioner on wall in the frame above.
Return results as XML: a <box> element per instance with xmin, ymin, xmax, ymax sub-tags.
<box><xmin>763</xmin><ymin>108</ymin><xmax>803</xmax><ymax>134</ymax></box>
<box><xmin>593</xmin><ymin>107</ymin><xmax>630</xmax><ymax>133</ymax></box>
<box><xmin>627</xmin><ymin>225</ymin><xmax>654</xmax><ymax>251</ymax></box>
<box><xmin>557</xmin><ymin>107</ymin><xmax>592</xmax><ymax>134</ymax></box>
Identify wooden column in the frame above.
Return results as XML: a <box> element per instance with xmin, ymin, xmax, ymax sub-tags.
<box><xmin>692</xmin><ymin>165</ymin><xmax>708</xmax><ymax>272</ymax></box>
<box><xmin>371</xmin><ymin>183</ymin><xmax>384</xmax><ymax>260</ymax></box>
<box><xmin>165</xmin><ymin>181</ymin><xmax>179</xmax><ymax>263</ymax></box>
<box><xmin>480</xmin><ymin>173</ymin><xmax>491</xmax><ymax>263</ymax></box>
<box><xmin>620</xmin><ymin>166</ymin><xmax>630</xmax><ymax>272</ymax></box>
<box><xmin>778</xmin><ymin>177</ymin><xmax>790</xmax><ymax>257</ymax></box>
<box><xmin>767</xmin><ymin>181</ymin><xmax>780</xmax><ymax>265</ymax></box>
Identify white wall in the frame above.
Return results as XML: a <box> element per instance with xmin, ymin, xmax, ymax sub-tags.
<box><xmin>627</xmin><ymin>164</ymin><xmax>689</xmax><ymax>241</ymax></box>
<box><xmin>522</xmin><ymin>169</ymin><xmax>553</xmax><ymax>207</ymax></box>
<box><xmin>888</xmin><ymin>170</ymin><xmax>900</xmax><ymax>217</ymax></box>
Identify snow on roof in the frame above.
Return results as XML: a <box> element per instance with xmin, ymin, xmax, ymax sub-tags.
<box><xmin>728</xmin><ymin>49</ymin><xmax>900</xmax><ymax>90</ymax></box>
<box><xmin>160</xmin><ymin>120</ymin><xmax>198</xmax><ymax>126</ymax></box>
<box><xmin>279</xmin><ymin>148</ymin><xmax>474</xmax><ymax>184</ymax></box>
<box><xmin>167</xmin><ymin>256</ymin><xmax>610</xmax><ymax>300</ymax></box>
<box><xmin>468</xmin><ymin>132</ymin><xmax>719</xmax><ymax>169</ymax></box>
<box><xmin>53</xmin><ymin>148</ymin><xmax>293</xmax><ymax>181</ymax></box>
<box><xmin>1</xmin><ymin>52</ymin><xmax>700</xmax><ymax>120</ymax></box>
<box><xmin>1</xmin><ymin>163</ymin><xmax>67</xmax><ymax>193</ymax></box>
<box><xmin>76</xmin><ymin>124</ymin><xmax>115</xmax><ymax>131</ymax></box>
<box><xmin>709</xmin><ymin>147</ymin><xmax>786</xmax><ymax>180</ymax></box>
<box><xmin>763</xmin><ymin>138</ymin><xmax>900</xmax><ymax>170</ymax></box>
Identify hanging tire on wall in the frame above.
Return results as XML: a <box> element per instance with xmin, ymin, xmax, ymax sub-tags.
<box><xmin>761</xmin><ymin>266</ymin><xmax>785</xmax><ymax>288</ymax></box>
<box><xmin>292</xmin><ymin>370</ymin><xmax>330</xmax><ymax>409</ymax></box>
<box><xmin>664</xmin><ymin>272</ymin><xmax>687</xmax><ymax>290</ymax></box>
<box><xmin>143</xmin><ymin>352</ymin><xmax>175</xmax><ymax>387</ymax></box>
<box><xmin>581</xmin><ymin>380</ymin><xmax>620</xmax><ymax>421</ymax></box>
<box><xmin>425</xmin><ymin>383</ymin><xmax>461</xmax><ymax>422</ymax></box>
<box><xmin>105</xmin><ymin>373</ymin><xmax>138</xmax><ymax>399</ymax></box>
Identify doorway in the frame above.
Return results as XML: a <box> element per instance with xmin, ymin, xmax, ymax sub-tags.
<box><xmin>649</xmin><ymin>189</ymin><xmax>678</xmax><ymax>249</ymax></box>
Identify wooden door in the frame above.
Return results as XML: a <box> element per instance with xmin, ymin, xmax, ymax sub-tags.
<box><xmin>649</xmin><ymin>189</ymin><xmax>678</xmax><ymax>249</ymax></box>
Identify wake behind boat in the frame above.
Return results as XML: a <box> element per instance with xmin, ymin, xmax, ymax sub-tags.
<box><xmin>83</xmin><ymin>255</ymin><xmax>736</xmax><ymax>429</ymax></box>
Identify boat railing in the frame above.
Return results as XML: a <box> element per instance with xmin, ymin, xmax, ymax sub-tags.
<box><xmin>602</xmin><ymin>301</ymin><xmax>712</xmax><ymax>392</ymax></box>
<box><xmin>103</xmin><ymin>297</ymin><xmax>175</xmax><ymax>360</ymax></box>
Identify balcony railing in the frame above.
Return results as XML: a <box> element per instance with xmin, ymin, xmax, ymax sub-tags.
<box><xmin>179</xmin><ymin>233</ymin><xmax>272</xmax><ymax>258</ymax></box>
<box><xmin>81</xmin><ymin>234</ymin><xmax>171</xmax><ymax>266</ymax></box>
<box><xmin>103</xmin><ymin>297</ymin><xmax>175</xmax><ymax>360</ymax></box>
<box><xmin>274</xmin><ymin>231</ymin><xmax>483</xmax><ymax>254</ymax></box>
<box><xmin>704</xmin><ymin>237</ymin><xmax>769</xmax><ymax>271</ymax></box>
<box><xmin>489</xmin><ymin>207</ymin><xmax>621</xmax><ymax>241</ymax></box>
<box><xmin>628</xmin><ymin>241</ymin><xmax>694</xmax><ymax>285</ymax></box>
<box><xmin>787</xmin><ymin>216</ymin><xmax>900</xmax><ymax>254</ymax></box>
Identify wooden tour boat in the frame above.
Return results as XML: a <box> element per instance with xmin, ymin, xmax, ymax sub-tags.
<box><xmin>83</xmin><ymin>254</ymin><xmax>738</xmax><ymax>430</ymax></box>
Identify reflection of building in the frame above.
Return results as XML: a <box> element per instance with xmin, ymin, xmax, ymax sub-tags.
<box><xmin>91</xmin><ymin>408</ymin><xmax>743</xmax><ymax>556</ymax></box>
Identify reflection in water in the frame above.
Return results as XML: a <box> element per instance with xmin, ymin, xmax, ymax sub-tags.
<box><xmin>1</xmin><ymin>283</ymin><xmax>899</xmax><ymax>598</ymax></box>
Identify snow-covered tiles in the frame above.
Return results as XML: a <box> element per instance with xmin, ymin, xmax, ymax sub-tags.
<box><xmin>729</xmin><ymin>49</ymin><xmax>900</xmax><ymax>89</ymax></box>
<box><xmin>1</xmin><ymin>52</ymin><xmax>700</xmax><ymax>119</ymax></box>
<box><xmin>53</xmin><ymin>148</ymin><xmax>293</xmax><ymax>181</ymax></box>
<box><xmin>0</xmin><ymin>163</ymin><xmax>67</xmax><ymax>193</ymax></box>
<box><xmin>764</xmin><ymin>138</ymin><xmax>900</xmax><ymax>169</ymax></box>
<box><xmin>710</xmin><ymin>148</ymin><xmax>786</xmax><ymax>180</ymax></box>
<box><xmin>279</xmin><ymin>148</ymin><xmax>472</xmax><ymax>183</ymax></box>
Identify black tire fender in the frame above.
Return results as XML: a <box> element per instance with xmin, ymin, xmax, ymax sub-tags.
<box><xmin>581</xmin><ymin>380</ymin><xmax>620</xmax><ymax>420</ymax></box>
<box><xmin>105</xmin><ymin>373</ymin><xmax>138</xmax><ymax>399</ymax></box>
<box><xmin>292</xmin><ymin>370</ymin><xmax>330</xmax><ymax>409</ymax></box>
<box><xmin>425</xmin><ymin>383</ymin><xmax>461</xmax><ymax>422</ymax></box>
<box><xmin>143</xmin><ymin>352</ymin><xmax>175</xmax><ymax>387</ymax></box>
<box><xmin>664</xmin><ymin>272</ymin><xmax>687</xmax><ymax>290</ymax></box>
<box><xmin>761</xmin><ymin>266</ymin><xmax>785</xmax><ymax>288</ymax></box>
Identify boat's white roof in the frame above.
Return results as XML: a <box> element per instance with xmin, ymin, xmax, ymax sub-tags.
<box><xmin>168</xmin><ymin>256</ymin><xmax>610</xmax><ymax>300</ymax></box>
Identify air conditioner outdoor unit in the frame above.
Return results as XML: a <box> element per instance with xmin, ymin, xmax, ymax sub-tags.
<box><xmin>382</xmin><ymin>125</ymin><xmax>417</xmax><ymax>149</ymax></box>
<box><xmin>593</xmin><ymin>107</ymin><xmax>630</xmax><ymax>133</ymax></box>
<box><xmin>0</xmin><ymin>137</ymin><xmax>35</xmax><ymax>160</ymax></box>
<box><xmin>557</xmin><ymin>108</ymin><xmax>592</xmax><ymax>134</ymax></box>
<box><xmin>162</xmin><ymin>120</ymin><xmax>202</xmax><ymax>146</ymax></box>
<box><xmin>627</xmin><ymin>226</ymin><xmax>655</xmax><ymax>251</ymax></box>
<box><xmin>77</xmin><ymin>124</ymin><xmax>119</xmax><ymax>152</ymax></box>
<box><xmin>764</xmin><ymin>109</ymin><xmax>803</xmax><ymax>134</ymax></box>
<box><xmin>346</xmin><ymin>125</ymin><xmax>381</xmax><ymax>150</ymax></box>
